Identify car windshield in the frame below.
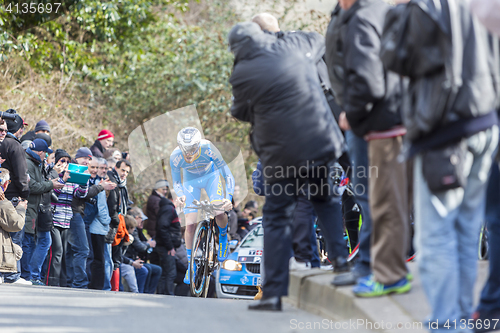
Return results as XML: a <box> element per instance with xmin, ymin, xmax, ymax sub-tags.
<box><xmin>239</xmin><ymin>225</ymin><xmax>264</xmax><ymax>248</ymax></box>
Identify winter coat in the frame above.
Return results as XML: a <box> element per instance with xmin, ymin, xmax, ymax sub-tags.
<box><xmin>230</xmin><ymin>26</ymin><xmax>345</xmax><ymax>183</ymax></box>
<box><xmin>89</xmin><ymin>188</ymin><xmax>111</xmax><ymax>236</ymax></box>
<box><xmin>71</xmin><ymin>182</ymin><xmax>103</xmax><ymax>215</ymax></box>
<box><xmin>25</xmin><ymin>150</ymin><xmax>54</xmax><ymax>234</ymax></box>
<box><xmin>340</xmin><ymin>0</ymin><xmax>403</xmax><ymax>137</ymax></box>
<box><xmin>155</xmin><ymin>197</ymin><xmax>181</xmax><ymax>251</ymax></box>
<box><xmin>107</xmin><ymin>169</ymin><xmax>128</xmax><ymax>228</ymax></box>
<box><xmin>380</xmin><ymin>0</ymin><xmax>500</xmax><ymax>147</ymax></box>
<box><xmin>0</xmin><ymin>134</ymin><xmax>29</xmax><ymax>200</ymax></box>
<box><xmin>124</xmin><ymin>228</ymin><xmax>151</xmax><ymax>263</ymax></box>
<box><xmin>90</xmin><ymin>140</ymin><xmax>104</xmax><ymax>158</ymax></box>
<box><xmin>145</xmin><ymin>190</ymin><xmax>162</xmax><ymax>238</ymax></box>
<box><xmin>0</xmin><ymin>200</ymin><xmax>26</xmax><ymax>272</ymax></box>
<box><xmin>325</xmin><ymin>4</ymin><xmax>346</xmax><ymax>106</ymax></box>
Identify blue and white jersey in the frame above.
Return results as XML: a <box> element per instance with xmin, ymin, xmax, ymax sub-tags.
<box><xmin>170</xmin><ymin>139</ymin><xmax>235</xmax><ymax>200</ymax></box>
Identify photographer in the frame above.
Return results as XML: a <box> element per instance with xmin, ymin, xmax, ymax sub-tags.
<box><xmin>22</xmin><ymin>139</ymin><xmax>63</xmax><ymax>285</ymax></box>
<box><xmin>0</xmin><ymin>168</ymin><xmax>28</xmax><ymax>284</ymax></box>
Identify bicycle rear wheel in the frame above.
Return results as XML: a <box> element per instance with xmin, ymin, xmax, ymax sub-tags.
<box><xmin>190</xmin><ymin>221</ymin><xmax>209</xmax><ymax>297</ymax></box>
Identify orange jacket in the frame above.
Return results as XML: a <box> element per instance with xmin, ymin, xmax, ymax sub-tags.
<box><xmin>112</xmin><ymin>214</ymin><xmax>130</xmax><ymax>247</ymax></box>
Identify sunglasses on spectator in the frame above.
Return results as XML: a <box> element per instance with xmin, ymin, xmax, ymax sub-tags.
<box><xmin>58</xmin><ymin>159</ymin><xmax>70</xmax><ymax>164</ymax></box>
<box><xmin>0</xmin><ymin>129</ymin><xmax>7</xmax><ymax>133</ymax></box>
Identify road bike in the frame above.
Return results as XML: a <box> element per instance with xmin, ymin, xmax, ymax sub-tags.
<box><xmin>186</xmin><ymin>200</ymin><xmax>225</xmax><ymax>298</ymax></box>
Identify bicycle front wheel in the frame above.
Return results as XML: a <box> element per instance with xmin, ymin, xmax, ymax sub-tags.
<box><xmin>190</xmin><ymin>221</ymin><xmax>209</xmax><ymax>297</ymax></box>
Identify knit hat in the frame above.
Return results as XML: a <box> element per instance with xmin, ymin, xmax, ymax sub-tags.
<box><xmin>4</xmin><ymin>114</ymin><xmax>25</xmax><ymax>134</ymax></box>
<box><xmin>34</xmin><ymin>120</ymin><xmax>50</xmax><ymax>133</ymax></box>
<box><xmin>75</xmin><ymin>147</ymin><xmax>93</xmax><ymax>159</ymax></box>
<box><xmin>30</xmin><ymin>138</ymin><xmax>53</xmax><ymax>153</ymax></box>
<box><xmin>55</xmin><ymin>149</ymin><xmax>71</xmax><ymax>164</ymax></box>
<box><xmin>154</xmin><ymin>179</ymin><xmax>170</xmax><ymax>190</ymax></box>
<box><xmin>34</xmin><ymin>133</ymin><xmax>52</xmax><ymax>148</ymax></box>
<box><xmin>97</xmin><ymin>129</ymin><xmax>114</xmax><ymax>141</ymax></box>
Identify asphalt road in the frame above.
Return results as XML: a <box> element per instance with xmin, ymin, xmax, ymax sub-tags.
<box><xmin>0</xmin><ymin>284</ymin><xmax>373</xmax><ymax>333</ymax></box>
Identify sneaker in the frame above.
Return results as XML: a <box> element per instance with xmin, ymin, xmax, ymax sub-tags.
<box><xmin>13</xmin><ymin>278</ymin><xmax>32</xmax><ymax>285</ymax></box>
<box><xmin>218</xmin><ymin>233</ymin><xmax>229</xmax><ymax>262</ymax></box>
<box><xmin>353</xmin><ymin>276</ymin><xmax>411</xmax><ymax>297</ymax></box>
<box><xmin>289</xmin><ymin>257</ymin><xmax>311</xmax><ymax>271</ymax></box>
<box><xmin>30</xmin><ymin>279</ymin><xmax>45</xmax><ymax>286</ymax></box>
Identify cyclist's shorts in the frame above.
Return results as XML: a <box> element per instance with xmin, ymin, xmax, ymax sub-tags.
<box><xmin>183</xmin><ymin>170</ymin><xmax>224</xmax><ymax>214</ymax></box>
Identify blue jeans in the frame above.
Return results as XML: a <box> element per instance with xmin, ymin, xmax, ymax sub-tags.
<box><xmin>414</xmin><ymin>127</ymin><xmax>498</xmax><ymax>332</ymax></box>
<box><xmin>21</xmin><ymin>232</ymin><xmax>36</xmax><ymax>280</ymax></box>
<box><xmin>29</xmin><ymin>230</ymin><xmax>52</xmax><ymax>281</ymax></box>
<box><xmin>4</xmin><ymin>229</ymin><xmax>24</xmax><ymax>283</ymax></box>
<box><xmin>143</xmin><ymin>263</ymin><xmax>162</xmax><ymax>294</ymax></box>
<box><xmin>477</xmin><ymin>160</ymin><xmax>500</xmax><ymax>314</ymax></box>
<box><xmin>69</xmin><ymin>213</ymin><xmax>90</xmax><ymax>288</ymax></box>
<box><xmin>345</xmin><ymin>130</ymin><xmax>372</xmax><ymax>276</ymax></box>
<box><xmin>103</xmin><ymin>243</ymin><xmax>112</xmax><ymax>291</ymax></box>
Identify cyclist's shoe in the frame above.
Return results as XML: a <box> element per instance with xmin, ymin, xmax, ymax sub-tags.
<box><xmin>218</xmin><ymin>233</ymin><xmax>229</xmax><ymax>262</ymax></box>
<box><xmin>353</xmin><ymin>276</ymin><xmax>411</xmax><ymax>297</ymax></box>
<box><xmin>183</xmin><ymin>265</ymin><xmax>196</xmax><ymax>285</ymax></box>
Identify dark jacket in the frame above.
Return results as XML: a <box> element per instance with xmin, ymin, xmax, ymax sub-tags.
<box><xmin>0</xmin><ymin>134</ymin><xmax>30</xmax><ymax>200</ymax></box>
<box><xmin>145</xmin><ymin>190</ymin><xmax>162</xmax><ymax>238</ymax></box>
<box><xmin>124</xmin><ymin>227</ymin><xmax>151</xmax><ymax>263</ymax></box>
<box><xmin>155</xmin><ymin>197</ymin><xmax>181</xmax><ymax>251</ymax></box>
<box><xmin>106</xmin><ymin>169</ymin><xmax>128</xmax><ymax>228</ymax></box>
<box><xmin>90</xmin><ymin>140</ymin><xmax>104</xmax><ymax>158</ymax></box>
<box><xmin>25</xmin><ymin>149</ymin><xmax>54</xmax><ymax>234</ymax></box>
<box><xmin>341</xmin><ymin>0</ymin><xmax>403</xmax><ymax>137</ymax></box>
<box><xmin>71</xmin><ymin>182</ymin><xmax>103</xmax><ymax>215</ymax></box>
<box><xmin>230</xmin><ymin>27</ymin><xmax>345</xmax><ymax>183</ymax></box>
<box><xmin>325</xmin><ymin>4</ymin><xmax>346</xmax><ymax>105</ymax></box>
<box><xmin>381</xmin><ymin>0</ymin><xmax>500</xmax><ymax>147</ymax></box>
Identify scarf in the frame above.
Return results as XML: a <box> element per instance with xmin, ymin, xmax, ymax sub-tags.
<box><xmin>111</xmin><ymin>168</ymin><xmax>129</xmax><ymax>215</ymax></box>
<box><xmin>26</xmin><ymin>148</ymin><xmax>43</xmax><ymax>165</ymax></box>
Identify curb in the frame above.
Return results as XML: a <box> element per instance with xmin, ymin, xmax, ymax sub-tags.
<box><xmin>287</xmin><ymin>264</ymin><xmax>428</xmax><ymax>333</ymax></box>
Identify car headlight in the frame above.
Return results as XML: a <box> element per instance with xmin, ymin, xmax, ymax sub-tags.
<box><xmin>222</xmin><ymin>259</ymin><xmax>242</xmax><ymax>271</ymax></box>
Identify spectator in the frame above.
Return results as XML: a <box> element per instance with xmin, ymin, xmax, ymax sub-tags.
<box><xmin>229</xmin><ymin>22</ymin><xmax>348</xmax><ymax>311</ymax></box>
<box><xmin>69</xmin><ymin>147</ymin><xmax>115</xmax><ymax>289</ymax></box>
<box><xmin>155</xmin><ymin>194</ymin><xmax>181</xmax><ymax>295</ymax></box>
<box><xmin>0</xmin><ymin>109</ymin><xmax>30</xmax><ymax>284</ymax></box>
<box><xmin>0</xmin><ymin>168</ymin><xmax>28</xmax><ymax>284</ymax></box>
<box><xmin>24</xmin><ymin>139</ymin><xmax>63</xmax><ymax>285</ymax></box>
<box><xmin>470</xmin><ymin>2</ymin><xmax>500</xmax><ymax>330</ymax></box>
<box><xmin>381</xmin><ymin>0</ymin><xmax>499</xmax><ymax>328</ymax></box>
<box><xmin>107</xmin><ymin>159</ymin><xmax>131</xmax><ymax>278</ymax></box>
<box><xmin>85</xmin><ymin>157</ymin><xmax>112</xmax><ymax>290</ymax></box>
<box><xmin>0</xmin><ymin>119</ymin><xmax>8</xmax><ymax>143</ymax></box>
<box><xmin>46</xmin><ymin>149</ymin><xmax>72</xmax><ymax>286</ymax></box>
<box><xmin>337</xmin><ymin>0</ymin><xmax>409</xmax><ymax>297</ymax></box>
<box><xmin>325</xmin><ymin>2</ymin><xmax>374</xmax><ymax>287</ymax></box>
<box><xmin>103</xmin><ymin>148</ymin><xmax>122</xmax><ymax>162</ymax></box>
<box><xmin>97</xmin><ymin>158</ymin><xmax>108</xmax><ymax>179</ymax></box>
<box><xmin>127</xmin><ymin>207</ymin><xmax>162</xmax><ymax>294</ymax></box>
<box><xmin>145</xmin><ymin>179</ymin><xmax>170</xmax><ymax>240</ymax></box>
<box><xmin>20</xmin><ymin>120</ymin><xmax>51</xmax><ymax>143</ymax></box>
<box><xmin>106</xmin><ymin>157</ymin><xmax>117</xmax><ymax>172</ymax></box>
<box><xmin>90</xmin><ymin>129</ymin><xmax>114</xmax><ymax>158</ymax></box>
<box><xmin>120</xmin><ymin>215</ymin><xmax>147</xmax><ymax>293</ymax></box>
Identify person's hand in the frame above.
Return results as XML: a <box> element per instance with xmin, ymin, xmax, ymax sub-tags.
<box><xmin>221</xmin><ymin>198</ymin><xmax>233</xmax><ymax>212</ymax></box>
<box><xmin>52</xmin><ymin>179</ymin><xmax>64</xmax><ymax>190</ymax></box>
<box><xmin>101</xmin><ymin>180</ymin><xmax>117</xmax><ymax>191</ymax></box>
<box><xmin>18</xmin><ymin>199</ymin><xmax>28</xmax><ymax>210</ymax></box>
<box><xmin>168</xmin><ymin>248</ymin><xmax>176</xmax><ymax>256</ymax></box>
<box><xmin>132</xmin><ymin>259</ymin><xmax>144</xmax><ymax>269</ymax></box>
<box><xmin>174</xmin><ymin>195</ymin><xmax>186</xmax><ymax>208</ymax></box>
<box><xmin>147</xmin><ymin>239</ymin><xmax>156</xmax><ymax>248</ymax></box>
<box><xmin>53</xmin><ymin>163</ymin><xmax>64</xmax><ymax>174</ymax></box>
<box><xmin>339</xmin><ymin>112</ymin><xmax>351</xmax><ymax>131</ymax></box>
<box><xmin>62</xmin><ymin>171</ymin><xmax>71</xmax><ymax>182</ymax></box>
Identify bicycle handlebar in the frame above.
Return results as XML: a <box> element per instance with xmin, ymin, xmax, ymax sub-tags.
<box><xmin>184</xmin><ymin>199</ymin><xmax>226</xmax><ymax>213</ymax></box>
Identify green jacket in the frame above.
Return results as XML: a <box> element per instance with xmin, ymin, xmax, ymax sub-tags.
<box><xmin>25</xmin><ymin>151</ymin><xmax>53</xmax><ymax>234</ymax></box>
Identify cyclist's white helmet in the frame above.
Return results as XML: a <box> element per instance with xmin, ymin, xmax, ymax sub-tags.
<box><xmin>177</xmin><ymin>127</ymin><xmax>202</xmax><ymax>157</ymax></box>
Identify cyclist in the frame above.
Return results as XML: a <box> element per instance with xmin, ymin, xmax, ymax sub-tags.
<box><xmin>170</xmin><ymin>127</ymin><xmax>234</xmax><ymax>284</ymax></box>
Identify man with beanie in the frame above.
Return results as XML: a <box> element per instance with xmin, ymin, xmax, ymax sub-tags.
<box><xmin>0</xmin><ymin>109</ymin><xmax>30</xmax><ymax>284</ymax></box>
<box><xmin>23</xmin><ymin>139</ymin><xmax>63</xmax><ymax>284</ymax></box>
<box><xmin>90</xmin><ymin>130</ymin><xmax>114</xmax><ymax>158</ymax></box>
<box><xmin>68</xmin><ymin>147</ymin><xmax>116</xmax><ymax>288</ymax></box>
<box><xmin>20</xmin><ymin>120</ymin><xmax>51</xmax><ymax>143</ymax></box>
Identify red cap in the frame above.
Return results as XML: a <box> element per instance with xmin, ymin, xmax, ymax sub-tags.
<box><xmin>97</xmin><ymin>129</ymin><xmax>114</xmax><ymax>141</ymax></box>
